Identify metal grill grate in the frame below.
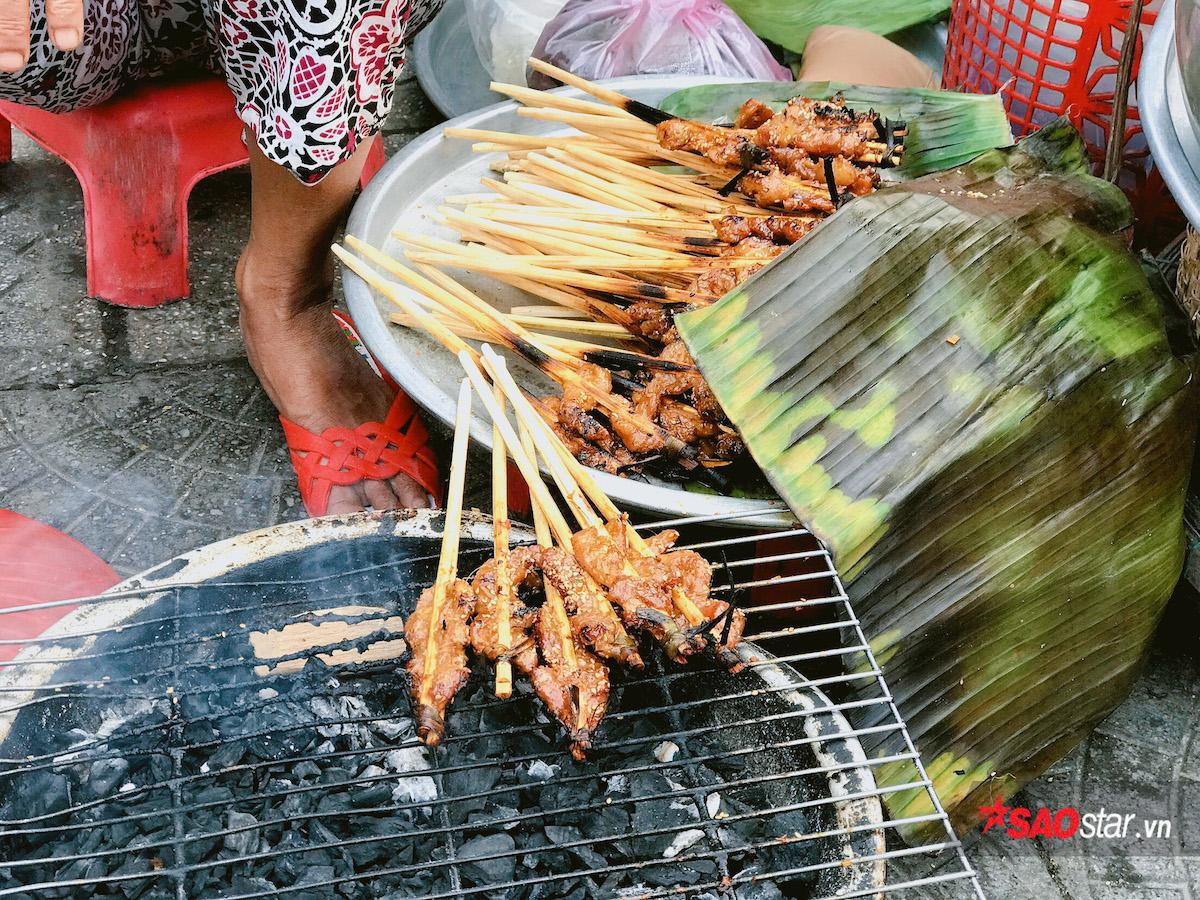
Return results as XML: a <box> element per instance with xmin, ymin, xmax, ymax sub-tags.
<box><xmin>0</xmin><ymin>510</ymin><xmax>984</xmax><ymax>899</ymax></box>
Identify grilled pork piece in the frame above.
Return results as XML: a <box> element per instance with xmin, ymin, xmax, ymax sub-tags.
<box><xmin>735</xmin><ymin>98</ymin><xmax>777</xmax><ymax>130</ymax></box>
<box><xmin>405</xmin><ymin>578</ymin><xmax>476</xmax><ymax>744</ymax></box>
<box><xmin>767</xmin><ymin>149</ymin><xmax>879</xmax><ymax>195</ymax></box>
<box><xmin>571</xmin><ymin>522</ymin><xmax>704</xmax><ymax>664</ymax></box>
<box><xmin>656</xmin><ymin>119</ymin><xmax>758</xmax><ymax>168</ymax></box>
<box><xmin>470</xmin><ymin>546</ymin><xmax>542</xmax><ymax>675</ymax></box>
<box><xmin>754</xmin><ymin>96</ymin><xmax>881</xmax><ymax>161</ymax></box>
<box><xmin>541</xmin><ymin>547</ymin><xmax>643</xmax><ymax>667</ymax></box>
<box><xmin>692</xmin><ymin>237</ymin><xmax>784</xmax><ymax>295</ymax></box>
<box><xmin>530</xmin><ymin>614</ymin><xmax>610</xmax><ymax>761</ymax></box>
<box><xmin>739</xmin><ymin>169</ymin><xmax>837</xmax><ymax>214</ymax></box>
<box><xmin>714</xmin><ymin>214</ymin><xmax>817</xmax><ymax>246</ymax></box>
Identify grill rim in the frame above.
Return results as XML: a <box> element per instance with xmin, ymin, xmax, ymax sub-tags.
<box><xmin>0</xmin><ymin>508</ymin><xmax>893</xmax><ymax>896</ymax></box>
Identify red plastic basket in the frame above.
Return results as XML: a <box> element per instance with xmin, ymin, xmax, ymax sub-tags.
<box><xmin>943</xmin><ymin>0</ymin><xmax>1179</xmax><ymax>246</ymax></box>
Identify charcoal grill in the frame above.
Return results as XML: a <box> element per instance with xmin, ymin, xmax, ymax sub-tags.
<box><xmin>0</xmin><ymin>509</ymin><xmax>983</xmax><ymax>898</ymax></box>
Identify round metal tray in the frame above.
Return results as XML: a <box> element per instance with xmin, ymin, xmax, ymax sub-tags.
<box><xmin>1143</xmin><ymin>0</ymin><xmax>1200</xmax><ymax>228</ymax></box>
<box><xmin>344</xmin><ymin>76</ymin><xmax>794</xmax><ymax>527</ymax></box>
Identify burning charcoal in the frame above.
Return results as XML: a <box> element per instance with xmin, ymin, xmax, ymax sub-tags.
<box><xmin>457</xmin><ymin>833</ymin><xmax>517</xmax><ymax>886</ymax></box>
<box><xmin>222</xmin><ymin>811</ymin><xmax>260</xmax><ymax>857</ymax></box>
<box><xmin>86</xmin><ymin>757</ymin><xmax>130</xmax><ymax>798</ymax></box>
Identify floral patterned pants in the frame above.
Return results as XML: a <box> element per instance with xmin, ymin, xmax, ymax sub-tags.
<box><xmin>0</xmin><ymin>0</ymin><xmax>444</xmax><ymax>182</ymax></box>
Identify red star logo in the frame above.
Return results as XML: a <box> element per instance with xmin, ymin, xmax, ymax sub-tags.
<box><xmin>979</xmin><ymin>795</ymin><xmax>1011</xmax><ymax>833</ymax></box>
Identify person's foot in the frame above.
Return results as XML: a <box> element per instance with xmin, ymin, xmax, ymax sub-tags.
<box><xmin>236</xmin><ymin>247</ymin><xmax>433</xmax><ymax>514</ymax></box>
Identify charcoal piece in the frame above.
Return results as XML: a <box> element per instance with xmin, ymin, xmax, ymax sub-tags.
<box><xmin>21</xmin><ymin>772</ymin><xmax>69</xmax><ymax>816</ymax></box>
<box><xmin>297</xmin><ymin>864</ymin><xmax>335</xmax><ymax>886</ymax></box>
<box><xmin>178</xmin><ymin>694</ymin><xmax>211</xmax><ymax>719</ymax></box>
<box><xmin>231</xmin><ymin>875</ymin><xmax>277</xmax><ymax>894</ymax></box>
<box><xmin>641</xmin><ymin>862</ymin><xmax>704</xmax><ymax>888</ymax></box>
<box><xmin>182</xmin><ymin>720</ymin><xmax>216</xmax><ymax>744</ymax></box>
<box><xmin>344</xmin><ymin>819</ymin><xmax>397</xmax><ymax>868</ymax></box>
<box><xmin>280</xmin><ymin>789</ymin><xmax>314</xmax><ymax>819</ymax></box>
<box><xmin>109</xmin><ymin>857</ymin><xmax>154</xmax><ymax>899</ymax></box>
<box><xmin>182</xmin><ymin>834</ymin><xmax>222</xmax><ymax>865</ymax></box>
<box><xmin>293</xmin><ymin>760</ymin><xmax>323</xmax><ymax>780</ymax></box>
<box><xmin>544</xmin><ymin>825</ymin><xmax>583</xmax><ymax>846</ymax></box>
<box><xmin>223</xmin><ymin>811</ymin><xmax>260</xmax><ymax>857</ymax></box>
<box><xmin>107</xmin><ymin>819</ymin><xmax>139</xmax><ymax>847</ymax></box>
<box><xmin>457</xmin><ymin>833</ymin><xmax>517</xmax><ymax>886</ymax></box>
<box><xmin>581</xmin><ymin>804</ymin><xmax>630</xmax><ymax>842</ymax></box>
<box><xmin>147</xmin><ymin>753</ymin><xmax>173</xmax><ymax>784</ymax></box>
<box><xmin>318</xmin><ymin>766</ymin><xmax>353</xmax><ymax>785</ymax></box>
<box><xmin>466</xmin><ymin>805</ymin><xmax>520</xmax><ymax>830</ymax></box>
<box><xmin>734</xmin><ymin>883</ymin><xmax>784</xmax><ymax>900</ymax></box>
<box><xmin>350</xmin><ymin>780</ymin><xmax>392</xmax><ymax>808</ymax></box>
<box><xmin>204</xmin><ymin>740</ymin><xmax>245</xmax><ymax>771</ymax></box>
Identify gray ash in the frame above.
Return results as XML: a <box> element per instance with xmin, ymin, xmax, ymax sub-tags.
<box><xmin>0</xmin><ymin>534</ymin><xmax>848</xmax><ymax>898</ymax></box>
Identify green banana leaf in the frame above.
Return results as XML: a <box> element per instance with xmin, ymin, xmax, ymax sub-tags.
<box><xmin>660</xmin><ymin>81</ymin><xmax>1014</xmax><ymax>178</ymax></box>
<box><xmin>676</xmin><ymin>120</ymin><xmax>1198</xmax><ymax>836</ymax></box>
<box><xmin>723</xmin><ymin>0</ymin><xmax>950</xmax><ymax>54</ymax></box>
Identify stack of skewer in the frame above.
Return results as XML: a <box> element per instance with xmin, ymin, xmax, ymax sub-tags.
<box><xmin>399</xmin><ymin>345</ymin><xmax>746</xmax><ymax>760</ymax></box>
<box><xmin>340</xmin><ymin>58</ymin><xmax>906</xmax><ymax>491</ymax></box>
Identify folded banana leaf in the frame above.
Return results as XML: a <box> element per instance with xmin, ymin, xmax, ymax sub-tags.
<box><xmin>660</xmin><ymin>81</ymin><xmax>1013</xmax><ymax>178</ymax></box>
<box><xmin>723</xmin><ymin>0</ymin><xmax>950</xmax><ymax>54</ymax></box>
<box><xmin>676</xmin><ymin>120</ymin><xmax>1199</xmax><ymax>836</ymax></box>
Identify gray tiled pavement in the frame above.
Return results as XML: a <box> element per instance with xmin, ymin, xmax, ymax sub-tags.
<box><xmin>0</xmin><ymin>68</ymin><xmax>1197</xmax><ymax>899</ymax></box>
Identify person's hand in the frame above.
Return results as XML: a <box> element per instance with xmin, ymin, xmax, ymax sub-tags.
<box><xmin>0</xmin><ymin>0</ymin><xmax>83</xmax><ymax>73</ymax></box>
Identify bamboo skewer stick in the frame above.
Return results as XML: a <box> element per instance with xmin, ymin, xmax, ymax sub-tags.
<box><xmin>483</xmin><ymin>348</ymin><xmax>705</xmax><ymax>664</ymax></box>
<box><xmin>403</xmin><ymin>251</ymin><xmax>717</xmax><ymax>304</ymax></box>
<box><xmin>489</xmin><ymin>82</ymin><xmax>638</xmax><ymax>119</ymax></box>
<box><xmin>460</xmin><ymin>207</ymin><xmax>723</xmax><ymax>255</ymax></box>
<box><xmin>491</xmin><ymin>385</ymin><xmax>514</xmax><ymax>700</ymax></box>
<box><xmin>517</xmin><ymin>107</ymin><xmax>655</xmax><ymax>134</ymax></box>
<box><xmin>331</xmin><ymin>244</ymin><xmax>479</xmax><ymax>365</ymax></box>
<box><xmin>438</xmin><ymin>209</ymin><xmax>684</xmax><ymax>260</ymax></box>
<box><xmin>413</xmin><ymin>251</ymin><xmax>759</xmax><ymax>273</ymax></box>
<box><xmin>416</xmin><ymin>377</ymin><xmax>473</xmax><ymax>739</ymax></box>
<box><xmin>526</xmin><ymin>57</ymin><xmax>672</xmax><ymax>124</ymax></box>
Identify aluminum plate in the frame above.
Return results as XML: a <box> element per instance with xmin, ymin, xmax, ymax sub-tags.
<box><xmin>345</xmin><ymin>76</ymin><xmax>795</xmax><ymax>527</ymax></box>
<box><xmin>1143</xmin><ymin>0</ymin><xmax>1200</xmax><ymax>229</ymax></box>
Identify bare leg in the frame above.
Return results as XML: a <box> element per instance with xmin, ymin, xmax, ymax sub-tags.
<box><xmin>236</xmin><ymin>140</ymin><xmax>431</xmax><ymax>514</ymax></box>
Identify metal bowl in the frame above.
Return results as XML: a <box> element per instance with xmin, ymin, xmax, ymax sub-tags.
<box><xmin>1144</xmin><ymin>0</ymin><xmax>1200</xmax><ymax>227</ymax></box>
<box><xmin>344</xmin><ymin>76</ymin><xmax>795</xmax><ymax>529</ymax></box>
<box><xmin>0</xmin><ymin>511</ymin><xmax>883</xmax><ymax>896</ymax></box>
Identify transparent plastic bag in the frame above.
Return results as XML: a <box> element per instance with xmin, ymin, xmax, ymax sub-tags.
<box><xmin>529</xmin><ymin>0</ymin><xmax>792</xmax><ymax>88</ymax></box>
<box><xmin>464</xmin><ymin>0</ymin><xmax>566</xmax><ymax>86</ymax></box>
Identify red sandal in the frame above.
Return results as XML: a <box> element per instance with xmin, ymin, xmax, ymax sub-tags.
<box><xmin>280</xmin><ymin>312</ymin><xmax>442</xmax><ymax>516</ymax></box>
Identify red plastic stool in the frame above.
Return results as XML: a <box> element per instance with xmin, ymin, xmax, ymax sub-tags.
<box><xmin>0</xmin><ymin>510</ymin><xmax>120</xmax><ymax>662</ymax></box>
<box><xmin>942</xmin><ymin>0</ymin><xmax>1179</xmax><ymax>248</ymax></box>
<box><xmin>0</xmin><ymin>76</ymin><xmax>387</xmax><ymax>308</ymax></box>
